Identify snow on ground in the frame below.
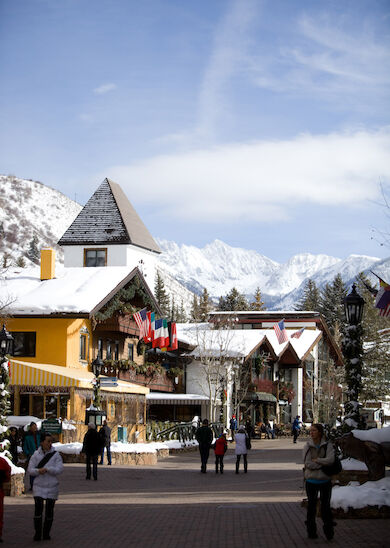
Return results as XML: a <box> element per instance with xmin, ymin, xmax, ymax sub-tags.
<box><xmin>341</xmin><ymin>457</ymin><xmax>368</xmax><ymax>471</ymax></box>
<box><xmin>0</xmin><ymin>452</ymin><xmax>25</xmax><ymax>476</ymax></box>
<box><xmin>331</xmin><ymin>477</ymin><xmax>390</xmax><ymax>511</ymax></box>
<box><xmin>352</xmin><ymin>425</ymin><xmax>390</xmax><ymax>443</ymax></box>
<box><xmin>53</xmin><ymin>439</ymin><xmax>198</xmax><ymax>455</ymax></box>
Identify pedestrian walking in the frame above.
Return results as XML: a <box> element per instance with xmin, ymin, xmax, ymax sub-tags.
<box><xmin>82</xmin><ymin>423</ymin><xmax>102</xmax><ymax>480</ymax></box>
<box><xmin>99</xmin><ymin>420</ymin><xmax>112</xmax><ymax>465</ymax></box>
<box><xmin>28</xmin><ymin>432</ymin><xmax>64</xmax><ymax>541</ymax></box>
<box><xmin>245</xmin><ymin>417</ymin><xmax>253</xmax><ymax>440</ymax></box>
<box><xmin>23</xmin><ymin>422</ymin><xmax>41</xmax><ymax>490</ymax></box>
<box><xmin>303</xmin><ymin>423</ymin><xmax>336</xmax><ymax>541</ymax></box>
<box><xmin>195</xmin><ymin>419</ymin><xmax>213</xmax><ymax>473</ymax></box>
<box><xmin>292</xmin><ymin>415</ymin><xmax>301</xmax><ymax>443</ymax></box>
<box><xmin>235</xmin><ymin>426</ymin><xmax>249</xmax><ymax>473</ymax></box>
<box><xmin>214</xmin><ymin>432</ymin><xmax>228</xmax><ymax>474</ymax></box>
<box><xmin>7</xmin><ymin>427</ymin><xmax>19</xmax><ymax>464</ymax></box>
<box><xmin>0</xmin><ymin>455</ymin><xmax>11</xmax><ymax>543</ymax></box>
<box><xmin>191</xmin><ymin>415</ymin><xmax>200</xmax><ymax>437</ymax></box>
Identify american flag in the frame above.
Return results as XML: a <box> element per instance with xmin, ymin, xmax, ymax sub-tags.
<box><xmin>291</xmin><ymin>327</ymin><xmax>305</xmax><ymax>339</ymax></box>
<box><xmin>274</xmin><ymin>319</ymin><xmax>288</xmax><ymax>344</ymax></box>
<box><xmin>133</xmin><ymin>308</ymin><xmax>150</xmax><ymax>341</ymax></box>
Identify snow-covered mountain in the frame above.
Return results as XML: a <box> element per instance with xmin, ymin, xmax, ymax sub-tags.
<box><xmin>2</xmin><ymin>174</ymin><xmax>390</xmax><ymax>311</ymax></box>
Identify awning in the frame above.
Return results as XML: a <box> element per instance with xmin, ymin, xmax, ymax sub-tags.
<box><xmin>9</xmin><ymin>359</ymin><xmax>149</xmax><ymax>395</ymax></box>
<box><xmin>246</xmin><ymin>391</ymin><xmax>277</xmax><ymax>403</ymax></box>
<box><xmin>147</xmin><ymin>393</ymin><xmax>209</xmax><ymax>405</ymax></box>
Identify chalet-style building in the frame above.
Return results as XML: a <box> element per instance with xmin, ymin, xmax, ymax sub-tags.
<box><xmin>178</xmin><ymin>311</ymin><xmax>343</xmax><ymax>427</ymax></box>
<box><xmin>4</xmin><ymin>178</ymin><xmax>188</xmax><ymax>440</ymax></box>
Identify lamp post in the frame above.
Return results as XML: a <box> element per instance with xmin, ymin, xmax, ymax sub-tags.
<box><xmin>0</xmin><ymin>324</ymin><xmax>14</xmax><ymax>446</ymax></box>
<box><xmin>91</xmin><ymin>356</ymin><xmax>104</xmax><ymax>409</ymax></box>
<box><xmin>342</xmin><ymin>284</ymin><xmax>365</xmax><ymax>428</ymax></box>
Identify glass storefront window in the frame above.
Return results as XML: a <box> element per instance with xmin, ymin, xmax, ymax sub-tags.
<box><xmin>20</xmin><ymin>394</ymin><xmax>29</xmax><ymax>415</ymax></box>
<box><xmin>45</xmin><ymin>395</ymin><xmax>58</xmax><ymax>419</ymax></box>
<box><xmin>32</xmin><ymin>396</ymin><xmax>44</xmax><ymax>418</ymax></box>
<box><xmin>59</xmin><ymin>395</ymin><xmax>69</xmax><ymax>419</ymax></box>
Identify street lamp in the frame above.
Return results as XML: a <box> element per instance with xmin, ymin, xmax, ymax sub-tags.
<box><xmin>344</xmin><ymin>284</ymin><xmax>365</xmax><ymax>325</ymax></box>
<box><xmin>342</xmin><ymin>284</ymin><xmax>365</xmax><ymax>428</ymax></box>
<box><xmin>0</xmin><ymin>324</ymin><xmax>14</xmax><ymax>358</ymax></box>
<box><xmin>92</xmin><ymin>356</ymin><xmax>104</xmax><ymax>378</ymax></box>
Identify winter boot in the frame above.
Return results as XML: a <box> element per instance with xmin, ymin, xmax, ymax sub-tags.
<box><xmin>33</xmin><ymin>517</ymin><xmax>42</xmax><ymax>541</ymax></box>
<box><xmin>235</xmin><ymin>462</ymin><xmax>239</xmax><ymax>474</ymax></box>
<box><xmin>305</xmin><ymin>520</ymin><xmax>317</xmax><ymax>540</ymax></box>
<box><xmin>43</xmin><ymin>519</ymin><xmax>53</xmax><ymax>540</ymax></box>
<box><xmin>215</xmin><ymin>464</ymin><xmax>218</xmax><ymax>474</ymax></box>
<box><xmin>323</xmin><ymin>523</ymin><xmax>334</xmax><ymax>541</ymax></box>
<box><xmin>220</xmin><ymin>464</ymin><xmax>224</xmax><ymax>474</ymax></box>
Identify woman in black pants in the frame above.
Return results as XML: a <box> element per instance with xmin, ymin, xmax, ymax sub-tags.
<box><xmin>303</xmin><ymin>423</ymin><xmax>335</xmax><ymax>540</ymax></box>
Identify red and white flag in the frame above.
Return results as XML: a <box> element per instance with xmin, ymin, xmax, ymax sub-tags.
<box><xmin>167</xmin><ymin>321</ymin><xmax>178</xmax><ymax>351</ymax></box>
<box><xmin>291</xmin><ymin>327</ymin><xmax>305</xmax><ymax>339</ymax></box>
<box><xmin>133</xmin><ymin>308</ymin><xmax>150</xmax><ymax>341</ymax></box>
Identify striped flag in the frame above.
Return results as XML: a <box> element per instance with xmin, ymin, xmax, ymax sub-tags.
<box><xmin>274</xmin><ymin>320</ymin><xmax>288</xmax><ymax>344</ymax></box>
<box><xmin>152</xmin><ymin>318</ymin><xmax>170</xmax><ymax>349</ymax></box>
<box><xmin>133</xmin><ymin>308</ymin><xmax>150</xmax><ymax>341</ymax></box>
<box><xmin>291</xmin><ymin>327</ymin><xmax>305</xmax><ymax>339</ymax></box>
<box><xmin>167</xmin><ymin>321</ymin><xmax>178</xmax><ymax>351</ymax></box>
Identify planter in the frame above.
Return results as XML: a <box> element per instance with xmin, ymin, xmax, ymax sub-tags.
<box><xmin>3</xmin><ymin>473</ymin><xmax>25</xmax><ymax>497</ymax></box>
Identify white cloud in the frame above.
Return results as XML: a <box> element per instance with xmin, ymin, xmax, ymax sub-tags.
<box><xmin>103</xmin><ymin>127</ymin><xmax>390</xmax><ymax>224</ymax></box>
<box><xmin>93</xmin><ymin>83</ymin><xmax>117</xmax><ymax>95</ymax></box>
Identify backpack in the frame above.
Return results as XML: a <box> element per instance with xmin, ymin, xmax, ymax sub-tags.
<box><xmin>321</xmin><ymin>443</ymin><xmax>342</xmax><ymax>476</ymax></box>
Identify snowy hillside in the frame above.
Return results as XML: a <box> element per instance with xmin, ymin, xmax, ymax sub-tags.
<box><xmin>0</xmin><ymin>175</ymin><xmax>82</xmax><ymax>265</ymax></box>
<box><xmin>2</xmin><ymin>174</ymin><xmax>390</xmax><ymax>312</ymax></box>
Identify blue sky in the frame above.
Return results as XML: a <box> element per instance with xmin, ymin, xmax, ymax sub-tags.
<box><xmin>1</xmin><ymin>0</ymin><xmax>390</xmax><ymax>263</ymax></box>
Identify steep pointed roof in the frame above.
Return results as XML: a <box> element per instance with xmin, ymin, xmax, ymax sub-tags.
<box><xmin>58</xmin><ymin>178</ymin><xmax>161</xmax><ymax>253</ymax></box>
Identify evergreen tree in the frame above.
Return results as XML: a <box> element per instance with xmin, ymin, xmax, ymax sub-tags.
<box><xmin>176</xmin><ymin>300</ymin><xmax>187</xmax><ymax>323</ymax></box>
<box><xmin>250</xmin><ymin>287</ymin><xmax>266</xmax><ymax>310</ymax></box>
<box><xmin>190</xmin><ymin>294</ymin><xmax>200</xmax><ymax>322</ymax></box>
<box><xmin>217</xmin><ymin>287</ymin><xmax>249</xmax><ymax>311</ymax></box>
<box><xmin>295</xmin><ymin>279</ymin><xmax>320</xmax><ymax>311</ymax></box>
<box><xmin>154</xmin><ymin>272</ymin><xmax>170</xmax><ymax>316</ymax></box>
<box><xmin>356</xmin><ymin>272</ymin><xmax>390</xmax><ymax>403</ymax></box>
<box><xmin>16</xmin><ymin>256</ymin><xmax>26</xmax><ymax>268</ymax></box>
<box><xmin>319</xmin><ymin>274</ymin><xmax>348</xmax><ymax>339</ymax></box>
<box><xmin>0</xmin><ymin>358</ymin><xmax>11</xmax><ymax>450</ymax></box>
<box><xmin>198</xmin><ymin>288</ymin><xmax>212</xmax><ymax>321</ymax></box>
<box><xmin>27</xmin><ymin>235</ymin><xmax>40</xmax><ymax>264</ymax></box>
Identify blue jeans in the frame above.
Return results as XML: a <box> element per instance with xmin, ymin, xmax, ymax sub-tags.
<box><xmin>100</xmin><ymin>446</ymin><xmax>111</xmax><ymax>465</ymax></box>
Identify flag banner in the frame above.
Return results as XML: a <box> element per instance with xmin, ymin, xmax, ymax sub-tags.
<box><xmin>371</xmin><ymin>271</ymin><xmax>390</xmax><ymax>288</ymax></box>
<box><xmin>274</xmin><ymin>319</ymin><xmax>288</xmax><ymax>344</ymax></box>
<box><xmin>133</xmin><ymin>308</ymin><xmax>150</xmax><ymax>341</ymax></box>
<box><xmin>144</xmin><ymin>311</ymin><xmax>152</xmax><ymax>342</ymax></box>
<box><xmin>375</xmin><ymin>286</ymin><xmax>390</xmax><ymax>310</ymax></box>
<box><xmin>152</xmin><ymin>318</ymin><xmax>170</xmax><ymax>349</ymax></box>
<box><xmin>167</xmin><ymin>321</ymin><xmax>178</xmax><ymax>351</ymax></box>
<box><xmin>378</xmin><ymin>303</ymin><xmax>390</xmax><ymax>317</ymax></box>
<box><xmin>291</xmin><ymin>327</ymin><xmax>305</xmax><ymax>339</ymax></box>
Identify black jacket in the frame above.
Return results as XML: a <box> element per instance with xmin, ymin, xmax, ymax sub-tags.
<box><xmin>196</xmin><ymin>426</ymin><xmax>213</xmax><ymax>447</ymax></box>
<box><xmin>99</xmin><ymin>425</ymin><xmax>111</xmax><ymax>447</ymax></box>
<box><xmin>82</xmin><ymin>429</ymin><xmax>102</xmax><ymax>456</ymax></box>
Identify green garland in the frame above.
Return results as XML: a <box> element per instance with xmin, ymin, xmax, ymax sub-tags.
<box><xmin>0</xmin><ymin>357</ymin><xmax>11</xmax><ymax>447</ymax></box>
<box><xmin>94</xmin><ymin>277</ymin><xmax>155</xmax><ymax>322</ymax></box>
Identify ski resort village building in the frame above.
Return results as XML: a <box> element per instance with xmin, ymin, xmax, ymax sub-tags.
<box><xmin>2</xmin><ymin>179</ymin><xmax>189</xmax><ymax>441</ymax></box>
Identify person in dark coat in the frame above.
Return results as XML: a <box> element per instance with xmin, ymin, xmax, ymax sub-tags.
<box><xmin>7</xmin><ymin>427</ymin><xmax>19</xmax><ymax>464</ymax></box>
<box><xmin>195</xmin><ymin>419</ymin><xmax>213</xmax><ymax>473</ymax></box>
<box><xmin>292</xmin><ymin>415</ymin><xmax>301</xmax><ymax>443</ymax></box>
<box><xmin>23</xmin><ymin>422</ymin><xmax>41</xmax><ymax>490</ymax></box>
<box><xmin>82</xmin><ymin>423</ymin><xmax>102</xmax><ymax>480</ymax></box>
<box><xmin>99</xmin><ymin>420</ymin><xmax>112</xmax><ymax>465</ymax></box>
<box><xmin>0</xmin><ymin>455</ymin><xmax>11</xmax><ymax>543</ymax></box>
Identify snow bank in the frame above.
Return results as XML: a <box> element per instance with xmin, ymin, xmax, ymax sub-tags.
<box><xmin>53</xmin><ymin>439</ymin><xmax>198</xmax><ymax>455</ymax></box>
<box><xmin>341</xmin><ymin>458</ymin><xmax>368</xmax><ymax>471</ymax></box>
<box><xmin>352</xmin><ymin>425</ymin><xmax>390</xmax><ymax>443</ymax></box>
<box><xmin>0</xmin><ymin>452</ymin><xmax>25</xmax><ymax>476</ymax></box>
<box><xmin>331</xmin><ymin>477</ymin><xmax>390</xmax><ymax>511</ymax></box>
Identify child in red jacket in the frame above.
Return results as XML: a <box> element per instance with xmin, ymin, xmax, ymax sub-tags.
<box><xmin>214</xmin><ymin>432</ymin><xmax>228</xmax><ymax>474</ymax></box>
<box><xmin>0</xmin><ymin>455</ymin><xmax>11</xmax><ymax>542</ymax></box>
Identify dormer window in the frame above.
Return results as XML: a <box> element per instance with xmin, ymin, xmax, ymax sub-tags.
<box><xmin>84</xmin><ymin>248</ymin><xmax>107</xmax><ymax>267</ymax></box>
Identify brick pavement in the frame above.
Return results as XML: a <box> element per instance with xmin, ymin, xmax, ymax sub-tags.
<box><xmin>3</xmin><ymin>438</ymin><xmax>389</xmax><ymax>547</ymax></box>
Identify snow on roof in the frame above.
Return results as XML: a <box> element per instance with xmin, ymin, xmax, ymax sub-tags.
<box><xmin>2</xmin><ymin>264</ymin><xmax>140</xmax><ymax>315</ymax></box>
<box><xmin>176</xmin><ymin>323</ymin><xmax>321</xmax><ymax>360</ymax></box>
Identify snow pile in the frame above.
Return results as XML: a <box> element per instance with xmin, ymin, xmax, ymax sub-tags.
<box><xmin>331</xmin><ymin>477</ymin><xmax>390</xmax><ymax>511</ymax></box>
<box><xmin>352</xmin><ymin>425</ymin><xmax>390</xmax><ymax>443</ymax></box>
<box><xmin>53</xmin><ymin>439</ymin><xmax>197</xmax><ymax>455</ymax></box>
<box><xmin>0</xmin><ymin>453</ymin><xmax>25</xmax><ymax>476</ymax></box>
<box><xmin>7</xmin><ymin>415</ymin><xmax>42</xmax><ymax>431</ymax></box>
<box><xmin>341</xmin><ymin>458</ymin><xmax>368</xmax><ymax>471</ymax></box>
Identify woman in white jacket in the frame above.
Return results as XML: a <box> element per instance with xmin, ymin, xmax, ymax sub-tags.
<box><xmin>28</xmin><ymin>433</ymin><xmax>64</xmax><ymax>541</ymax></box>
<box><xmin>235</xmin><ymin>426</ymin><xmax>248</xmax><ymax>473</ymax></box>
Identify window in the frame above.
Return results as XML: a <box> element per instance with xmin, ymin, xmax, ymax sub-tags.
<box><xmin>80</xmin><ymin>334</ymin><xmax>88</xmax><ymax>360</ymax></box>
<box><xmin>106</xmin><ymin>340</ymin><xmax>112</xmax><ymax>360</ymax></box>
<box><xmin>128</xmin><ymin>343</ymin><xmax>134</xmax><ymax>361</ymax></box>
<box><xmin>98</xmin><ymin>339</ymin><xmax>103</xmax><ymax>359</ymax></box>
<box><xmin>10</xmin><ymin>332</ymin><xmax>36</xmax><ymax>357</ymax></box>
<box><xmin>84</xmin><ymin>248</ymin><xmax>107</xmax><ymax>267</ymax></box>
<box><xmin>114</xmin><ymin>341</ymin><xmax>119</xmax><ymax>360</ymax></box>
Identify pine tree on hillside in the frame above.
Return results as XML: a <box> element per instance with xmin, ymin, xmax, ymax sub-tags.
<box><xmin>250</xmin><ymin>287</ymin><xmax>266</xmax><ymax>310</ymax></box>
<box><xmin>356</xmin><ymin>272</ymin><xmax>390</xmax><ymax>403</ymax></box>
<box><xmin>16</xmin><ymin>256</ymin><xmax>26</xmax><ymax>268</ymax></box>
<box><xmin>199</xmin><ymin>288</ymin><xmax>212</xmax><ymax>321</ymax></box>
<box><xmin>191</xmin><ymin>294</ymin><xmax>200</xmax><ymax>322</ymax></box>
<box><xmin>27</xmin><ymin>235</ymin><xmax>40</xmax><ymax>264</ymax></box>
<box><xmin>217</xmin><ymin>287</ymin><xmax>249</xmax><ymax>311</ymax></box>
<box><xmin>177</xmin><ymin>300</ymin><xmax>187</xmax><ymax>323</ymax></box>
<box><xmin>154</xmin><ymin>272</ymin><xmax>170</xmax><ymax>316</ymax></box>
<box><xmin>295</xmin><ymin>279</ymin><xmax>321</xmax><ymax>311</ymax></box>
<box><xmin>319</xmin><ymin>274</ymin><xmax>348</xmax><ymax>338</ymax></box>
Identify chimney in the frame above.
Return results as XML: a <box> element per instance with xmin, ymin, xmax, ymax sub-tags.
<box><xmin>40</xmin><ymin>249</ymin><xmax>56</xmax><ymax>280</ymax></box>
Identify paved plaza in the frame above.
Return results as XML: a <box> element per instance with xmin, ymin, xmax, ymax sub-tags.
<box><xmin>4</xmin><ymin>438</ymin><xmax>389</xmax><ymax>547</ymax></box>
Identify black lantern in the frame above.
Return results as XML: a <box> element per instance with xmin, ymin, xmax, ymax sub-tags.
<box><xmin>0</xmin><ymin>324</ymin><xmax>14</xmax><ymax>357</ymax></box>
<box><xmin>92</xmin><ymin>356</ymin><xmax>104</xmax><ymax>377</ymax></box>
<box><xmin>343</xmin><ymin>284</ymin><xmax>365</xmax><ymax>325</ymax></box>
